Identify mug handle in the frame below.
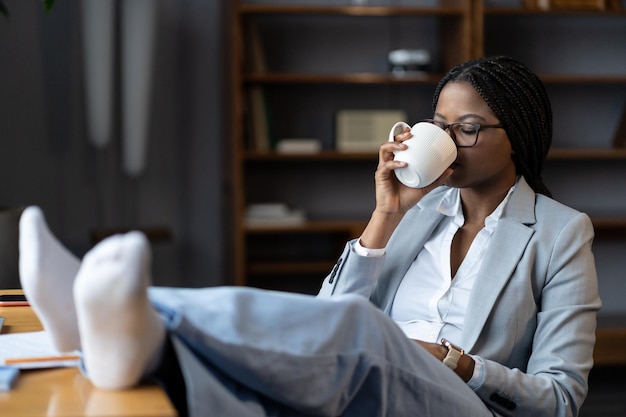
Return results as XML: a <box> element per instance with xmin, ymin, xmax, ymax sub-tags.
<box><xmin>388</xmin><ymin>121</ymin><xmax>411</xmax><ymax>143</ymax></box>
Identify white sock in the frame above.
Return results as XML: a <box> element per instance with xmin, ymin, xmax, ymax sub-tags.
<box><xmin>73</xmin><ymin>231</ymin><xmax>166</xmax><ymax>390</ymax></box>
<box><xmin>19</xmin><ymin>206</ymin><xmax>81</xmax><ymax>352</ymax></box>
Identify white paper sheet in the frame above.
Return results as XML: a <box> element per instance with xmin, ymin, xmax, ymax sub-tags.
<box><xmin>0</xmin><ymin>331</ymin><xmax>81</xmax><ymax>369</ymax></box>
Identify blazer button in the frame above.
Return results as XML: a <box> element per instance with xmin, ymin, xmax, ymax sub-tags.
<box><xmin>489</xmin><ymin>393</ymin><xmax>516</xmax><ymax>411</ymax></box>
<box><xmin>328</xmin><ymin>257</ymin><xmax>342</xmax><ymax>284</ymax></box>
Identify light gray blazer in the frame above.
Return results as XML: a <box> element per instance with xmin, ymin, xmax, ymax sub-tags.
<box><xmin>318</xmin><ymin>177</ymin><xmax>602</xmax><ymax>417</ymax></box>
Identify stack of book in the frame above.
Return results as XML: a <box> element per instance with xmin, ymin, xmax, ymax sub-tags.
<box><xmin>245</xmin><ymin>203</ymin><xmax>306</xmax><ymax>227</ymax></box>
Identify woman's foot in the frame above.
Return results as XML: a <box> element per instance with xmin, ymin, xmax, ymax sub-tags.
<box><xmin>74</xmin><ymin>231</ymin><xmax>166</xmax><ymax>390</ymax></box>
<box><xmin>19</xmin><ymin>206</ymin><xmax>81</xmax><ymax>352</ymax></box>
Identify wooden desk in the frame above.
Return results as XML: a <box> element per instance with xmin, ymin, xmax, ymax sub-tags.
<box><xmin>0</xmin><ymin>290</ymin><xmax>177</xmax><ymax>417</ymax></box>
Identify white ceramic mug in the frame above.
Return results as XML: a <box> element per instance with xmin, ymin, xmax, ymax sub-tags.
<box><xmin>389</xmin><ymin>121</ymin><xmax>457</xmax><ymax>188</ymax></box>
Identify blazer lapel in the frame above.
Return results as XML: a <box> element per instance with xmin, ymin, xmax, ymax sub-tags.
<box><xmin>462</xmin><ymin>178</ymin><xmax>537</xmax><ymax>350</ymax></box>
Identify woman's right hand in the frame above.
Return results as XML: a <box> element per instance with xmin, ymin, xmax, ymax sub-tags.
<box><xmin>359</xmin><ymin>127</ymin><xmax>453</xmax><ymax>250</ymax></box>
<box><xmin>375</xmin><ymin>126</ymin><xmax>452</xmax><ymax>215</ymax></box>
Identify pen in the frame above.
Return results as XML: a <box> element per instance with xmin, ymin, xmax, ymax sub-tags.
<box><xmin>2</xmin><ymin>354</ymin><xmax>81</xmax><ymax>365</ymax></box>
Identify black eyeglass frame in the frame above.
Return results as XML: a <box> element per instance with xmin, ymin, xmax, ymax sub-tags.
<box><xmin>420</xmin><ymin>118</ymin><xmax>504</xmax><ymax>148</ymax></box>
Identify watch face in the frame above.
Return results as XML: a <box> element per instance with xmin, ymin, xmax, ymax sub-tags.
<box><xmin>441</xmin><ymin>338</ymin><xmax>464</xmax><ymax>353</ymax></box>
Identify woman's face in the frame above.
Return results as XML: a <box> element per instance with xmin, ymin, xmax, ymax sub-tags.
<box><xmin>434</xmin><ymin>81</ymin><xmax>516</xmax><ymax>191</ymax></box>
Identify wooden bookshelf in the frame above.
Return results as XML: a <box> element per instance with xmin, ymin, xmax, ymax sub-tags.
<box><xmin>230</xmin><ymin>0</ymin><xmax>626</xmax><ymax>298</ymax></box>
<box><xmin>232</xmin><ymin>0</ymin><xmax>474</xmax><ymax>288</ymax></box>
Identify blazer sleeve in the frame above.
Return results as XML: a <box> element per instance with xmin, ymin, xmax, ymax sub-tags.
<box><xmin>472</xmin><ymin>212</ymin><xmax>602</xmax><ymax>417</ymax></box>
<box><xmin>317</xmin><ymin>239</ymin><xmax>385</xmax><ymax>299</ymax></box>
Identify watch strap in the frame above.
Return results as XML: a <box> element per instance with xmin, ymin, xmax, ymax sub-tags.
<box><xmin>441</xmin><ymin>338</ymin><xmax>464</xmax><ymax>370</ymax></box>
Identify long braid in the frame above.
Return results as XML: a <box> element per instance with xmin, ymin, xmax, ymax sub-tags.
<box><xmin>433</xmin><ymin>56</ymin><xmax>553</xmax><ymax>197</ymax></box>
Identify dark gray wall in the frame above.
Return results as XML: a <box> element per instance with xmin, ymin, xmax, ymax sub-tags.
<box><xmin>0</xmin><ymin>0</ymin><xmax>231</xmax><ymax>287</ymax></box>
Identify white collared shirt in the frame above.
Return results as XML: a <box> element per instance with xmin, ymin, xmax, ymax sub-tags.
<box><xmin>354</xmin><ymin>181</ymin><xmax>516</xmax><ymax>386</ymax></box>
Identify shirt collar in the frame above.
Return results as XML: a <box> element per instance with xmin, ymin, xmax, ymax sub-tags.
<box><xmin>433</xmin><ymin>177</ymin><xmax>519</xmax><ymax>229</ymax></box>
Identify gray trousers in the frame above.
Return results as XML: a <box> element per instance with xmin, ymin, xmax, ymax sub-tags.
<box><xmin>148</xmin><ymin>286</ymin><xmax>492</xmax><ymax>417</ymax></box>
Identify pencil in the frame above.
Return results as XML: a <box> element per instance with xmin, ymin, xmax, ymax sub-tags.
<box><xmin>2</xmin><ymin>354</ymin><xmax>81</xmax><ymax>365</ymax></box>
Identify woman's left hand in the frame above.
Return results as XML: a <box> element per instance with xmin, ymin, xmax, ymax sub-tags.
<box><xmin>412</xmin><ymin>339</ymin><xmax>475</xmax><ymax>383</ymax></box>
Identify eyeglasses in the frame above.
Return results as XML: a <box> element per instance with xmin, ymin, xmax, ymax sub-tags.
<box><xmin>421</xmin><ymin>119</ymin><xmax>504</xmax><ymax>148</ymax></box>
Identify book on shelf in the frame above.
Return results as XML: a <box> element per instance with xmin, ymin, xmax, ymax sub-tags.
<box><xmin>245</xmin><ymin>19</ymin><xmax>267</xmax><ymax>74</ymax></box>
<box><xmin>335</xmin><ymin>109</ymin><xmax>407</xmax><ymax>153</ymax></box>
<box><xmin>247</xmin><ymin>86</ymin><xmax>271</xmax><ymax>151</ymax></box>
<box><xmin>276</xmin><ymin>138</ymin><xmax>322</xmax><ymax>154</ymax></box>
<box><xmin>243</xmin><ymin>18</ymin><xmax>271</xmax><ymax>151</ymax></box>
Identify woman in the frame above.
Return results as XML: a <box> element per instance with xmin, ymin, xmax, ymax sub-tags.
<box><xmin>20</xmin><ymin>56</ymin><xmax>600</xmax><ymax>417</ymax></box>
<box><xmin>319</xmin><ymin>55</ymin><xmax>601</xmax><ymax>416</ymax></box>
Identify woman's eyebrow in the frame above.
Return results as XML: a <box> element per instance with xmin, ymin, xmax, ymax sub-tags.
<box><xmin>459</xmin><ymin>113</ymin><xmax>488</xmax><ymax>122</ymax></box>
<box><xmin>434</xmin><ymin>112</ymin><xmax>488</xmax><ymax>122</ymax></box>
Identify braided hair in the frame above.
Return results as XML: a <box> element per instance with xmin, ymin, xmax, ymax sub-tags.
<box><xmin>432</xmin><ymin>56</ymin><xmax>553</xmax><ymax>197</ymax></box>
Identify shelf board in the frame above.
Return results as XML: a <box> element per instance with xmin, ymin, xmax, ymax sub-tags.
<box><xmin>244</xmin><ymin>73</ymin><xmax>626</xmax><ymax>85</ymax></box>
<box><xmin>485</xmin><ymin>7</ymin><xmax>626</xmax><ymax>16</ymax></box>
<box><xmin>245</xmin><ymin>148</ymin><xmax>626</xmax><ymax>161</ymax></box>
<box><xmin>595</xmin><ymin>314</ymin><xmax>626</xmax><ymax>366</ymax></box>
<box><xmin>238</xmin><ymin>4</ymin><xmax>468</xmax><ymax>16</ymax></box>
<box><xmin>547</xmin><ymin>148</ymin><xmax>626</xmax><ymax>159</ymax></box>
<box><xmin>245</xmin><ymin>150</ymin><xmax>377</xmax><ymax>161</ymax></box>
<box><xmin>246</xmin><ymin>219</ymin><xmax>368</xmax><ymax>234</ymax></box>
<box><xmin>591</xmin><ymin>217</ymin><xmax>626</xmax><ymax>231</ymax></box>
<box><xmin>244</xmin><ymin>72</ymin><xmax>444</xmax><ymax>85</ymax></box>
<box><xmin>244</xmin><ymin>217</ymin><xmax>626</xmax><ymax>234</ymax></box>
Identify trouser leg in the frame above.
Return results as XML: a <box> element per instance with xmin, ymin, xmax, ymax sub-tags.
<box><xmin>170</xmin><ymin>336</ymin><xmax>314</xmax><ymax>417</ymax></box>
<box><xmin>148</xmin><ymin>286</ymin><xmax>491</xmax><ymax>417</ymax></box>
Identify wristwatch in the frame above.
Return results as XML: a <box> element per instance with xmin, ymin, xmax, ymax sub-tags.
<box><xmin>441</xmin><ymin>338</ymin><xmax>464</xmax><ymax>370</ymax></box>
